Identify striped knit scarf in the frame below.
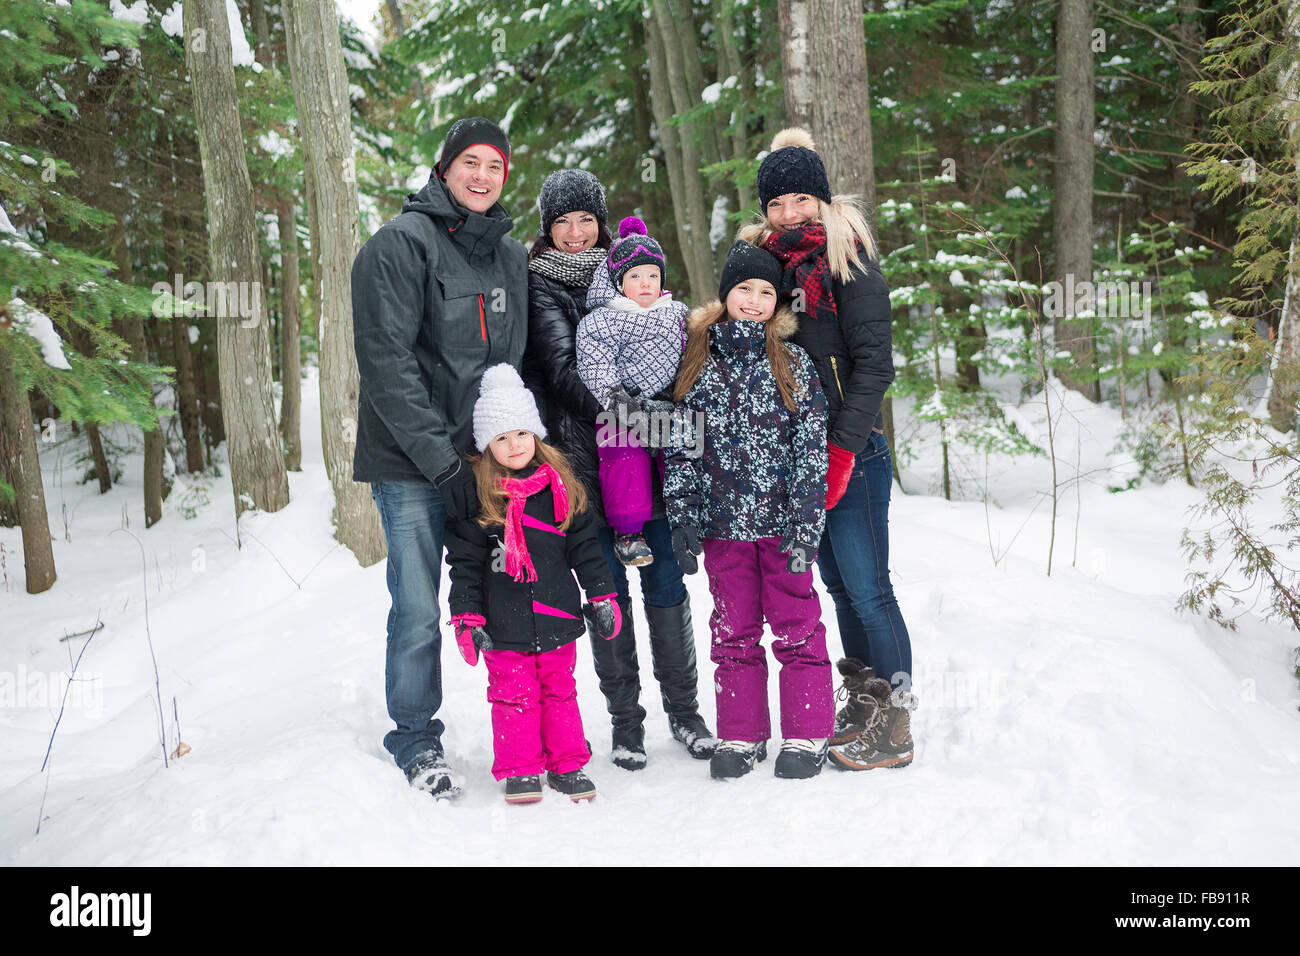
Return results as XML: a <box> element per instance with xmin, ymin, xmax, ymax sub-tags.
<box><xmin>527</xmin><ymin>247</ymin><xmax>606</xmax><ymax>290</ymax></box>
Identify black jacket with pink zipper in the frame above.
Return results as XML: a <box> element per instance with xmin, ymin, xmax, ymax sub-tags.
<box><xmin>444</xmin><ymin>473</ymin><xmax>615</xmax><ymax>654</ymax></box>
<box><xmin>351</xmin><ymin>175</ymin><xmax>528</xmax><ymax>484</ymax></box>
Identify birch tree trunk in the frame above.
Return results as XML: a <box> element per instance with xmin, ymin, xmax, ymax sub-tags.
<box><xmin>0</xmin><ymin>352</ymin><xmax>56</xmax><ymax>592</ymax></box>
<box><xmin>1052</xmin><ymin>0</ymin><xmax>1100</xmax><ymax>401</ymax></box>
<box><xmin>777</xmin><ymin>0</ymin><xmax>877</xmax><ymax>226</ymax></box>
<box><xmin>184</xmin><ymin>0</ymin><xmax>289</xmax><ymax>518</ymax></box>
<box><xmin>284</xmin><ymin>0</ymin><xmax>385</xmax><ymax>566</ymax></box>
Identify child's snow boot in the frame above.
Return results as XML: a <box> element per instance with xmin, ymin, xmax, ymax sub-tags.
<box><xmin>828</xmin><ymin>687</ymin><xmax>916</xmax><ymax>771</ymax></box>
<box><xmin>614</xmin><ymin>533</ymin><xmax>654</xmax><ymax>566</ymax></box>
<box><xmin>829</xmin><ymin>658</ymin><xmax>879</xmax><ymax>745</ymax></box>
<box><xmin>504</xmin><ymin>775</ymin><xmax>543</xmax><ymax>804</ymax></box>
<box><xmin>547</xmin><ymin>769</ymin><xmax>597</xmax><ymax>802</ymax></box>
<box><xmin>773</xmin><ymin>738</ymin><xmax>828</xmax><ymax>778</ymax></box>
<box><xmin>709</xmin><ymin>739</ymin><xmax>767</xmax><ymax>779</ymax></box>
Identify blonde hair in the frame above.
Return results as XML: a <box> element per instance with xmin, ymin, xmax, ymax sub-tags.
<box><xmin>737</xmin><ymin>195</ymin><xmax>878</xmax><ymax>283</ymax></box>
<box><xmin>471</xmin><ymin>437</ymin><xmax>588</xmax><ymax>530</ymax></box>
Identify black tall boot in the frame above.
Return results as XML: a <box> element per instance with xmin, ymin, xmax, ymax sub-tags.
<box><xmin>587</xmin><ymin>596</ymin><xmax>647</xmax><ymax>770</ymax></box>
<box><xmin>644</xmin><ymin>597</ymin><xmax>717</xmax><ymax>759</ymax></box>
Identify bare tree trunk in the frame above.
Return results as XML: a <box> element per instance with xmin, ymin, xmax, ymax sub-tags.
<box><xmin>284</xmin><ymin>0</ymin><xmax>385</xmax><ymax>566</ymax></box>
<box><xmin>1264</xmin><ymin>1</ymin><xmax>1300</xmax><ymax>431</ymax></box>
<box><xmin>647</xmin><ymin>0</ymin><xmax>716</xmax><ymax>302</ymax></box>
<box><xmin>0</xmin><ymin>352</ymin><xmax>56</xmax><ymax>592</ymax></box>
<box><xmin>113</xmin><ymin>223</ymin><xmax>165</xmax><ymax>528</ymax></box>
<box><xmin>714</xmin><ymin>0</ymin><xmax>749</xmax><ymax>218</ymax></box>
<box><xmin>384</xmin><ymin>0</ymin><xmax>405</xmax><ymax>31</ymax></box>
<box><xmin>278</xmin><ymin>199</ymin><xmax>303</xmax><ymax>470</ymax></box>
<box><xmin>1052</xmin><ymin>0</ymin><xmax>1099</xmax><ymax>401</ymax></box>
<box><xmin>185</xmin><ymin>0</ymin><xmax>289</xmax><ymax>518</ymax></box>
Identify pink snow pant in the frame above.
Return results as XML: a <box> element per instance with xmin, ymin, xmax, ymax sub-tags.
<box><xmin>703</xmin><ymin>537</ymin><xmax>834</xmax><ymax>741</ymax></box>
<box><xmin>482</xmin><ymin>640</ymin><xmax>589</xmax><ymax>780</ymax></box>
<box><xmin>595</xmin><ymin>422</ymin><xmax>653</xmax><ymax>536</ymax></box>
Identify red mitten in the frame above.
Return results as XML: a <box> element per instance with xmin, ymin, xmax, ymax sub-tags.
<box><xmin>450</xmin><ymin>612</ymin><xmax>489</xmax><ymax>666</ymax></box>
<box><xmin>826</xmin><ymin>443</ymin><xmax>855</xmax><ymax>510</ymax></box>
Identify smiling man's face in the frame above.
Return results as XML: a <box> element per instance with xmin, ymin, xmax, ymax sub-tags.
<box><xmin>442</xmin><ymin>146</ymin><xmax>506</xmax><ymax>214</ymax></box>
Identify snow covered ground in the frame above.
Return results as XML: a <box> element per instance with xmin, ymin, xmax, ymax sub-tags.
<box><xmin>2</xmin><ymin>369</ymin><xmax>1298</xmax><ymax>865</ymax></box>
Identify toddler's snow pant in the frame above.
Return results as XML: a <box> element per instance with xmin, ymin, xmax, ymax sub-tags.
<box><xmin>595</xmin><ymin>422</ymin><xmax>653</xmax><ymax>536</ymax></box>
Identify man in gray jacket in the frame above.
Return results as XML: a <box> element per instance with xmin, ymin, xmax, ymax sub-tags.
<box><xmin>352</xmin><ymin>117</ymin><xmax>527</xmax><ymax>797</ymax></box>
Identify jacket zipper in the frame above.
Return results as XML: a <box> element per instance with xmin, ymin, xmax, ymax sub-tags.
<box><xmin>830</xmin><ymin>355</ymin><xmax>845</xmax><ymax>401</ymax></box>
<box><xmin>478</xmin><ymin>293</ymin><xmax>486</xmax><ymax>341</ymax></box>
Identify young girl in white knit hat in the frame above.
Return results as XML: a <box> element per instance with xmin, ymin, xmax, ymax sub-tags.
<box><xmin>444</xmin><ymin>364</ymin><xmax>624</xmax><ymax>803</ymax></box>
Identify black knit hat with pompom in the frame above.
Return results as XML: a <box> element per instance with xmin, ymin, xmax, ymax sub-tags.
<box><xmin>756</xmin><ymin>127</ymin><xmax>831</xmax><ymax>210</ymax></box>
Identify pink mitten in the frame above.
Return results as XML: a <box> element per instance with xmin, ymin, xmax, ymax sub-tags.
<box><xmin>450</xmin><ymin>612</ymin><xmax>489</xmax><ymax>666</ymax></box>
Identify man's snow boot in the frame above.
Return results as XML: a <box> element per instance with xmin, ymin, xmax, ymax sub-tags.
<box><xmin>405</xmin><ymin>751</ymin><xmax>464</xmax><ymax>801</ymax></box>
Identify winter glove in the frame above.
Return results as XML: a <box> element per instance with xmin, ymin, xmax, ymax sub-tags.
<box><xmin>582</xmin><ymin>594</ymin><xmax>623</xmax><ymax>640</ymax></box>
<box><xmin>451</xmin><ymin>612</ymin><xmax>492</xmax><ymax>666</ymax></box>
<box><xmin>779</xmin><ymin>534</ymin><xmax>818</xmax><ymax>574</ymax></box>
<box><xmin>639</xmin><ymin>398</ymin><xmax>675</xmax><ymax>450</ymax></box>
<box><xmin>436</xmin><ymin>459</ymin><xmax>480</xmax><ymax>521</ymax></box>
<box><xmin>605</xmin><ymin>385</ymin><xmax>644</xmax><ymax>422</ymax></box>
<box><xmin>671</xmin><ymin>525</ymin><xmax>703</xmax><ymax>575</ymax></box>
<box><xmin>826</xmin><ymin>442</ymin><xmax>856</xmax><ymax>511</ymax></box>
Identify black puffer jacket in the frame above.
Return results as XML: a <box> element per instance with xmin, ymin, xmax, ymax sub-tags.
<box><xmin>523</xmin><ymin>271</ymin><xmax>605</xmax><ymax>511</ymax></box>
<box><xmin>351</xmin><ymin>176</ymin><xmax>528</xmax><ymax>484</ymax></box>
<box><xmin>444</xmin><ymin>479</ymin><xmax>615</xmax><ymax>653</ymax></box>
<box><xmin>787</xmin><ymin>259</ymin><xmax>895</xmax><ymax>455</ymax></box>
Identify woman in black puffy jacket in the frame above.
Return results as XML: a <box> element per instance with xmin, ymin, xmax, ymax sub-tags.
<box><xmin>523</xmin><ymin>169</ymin><xmax>715</xmax><ymax>770</ymax></box>
<box><xmin>738</xmin><ymin>128</ymin><xmax>917</xmax><ymax>772</ymax></box>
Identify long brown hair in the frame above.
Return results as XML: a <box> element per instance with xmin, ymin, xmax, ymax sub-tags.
<box><xmin>673</xmin><ymin>300</ymin><xmax>805</xmax><ymax>412</ymax></box>
<box><xmin>471</xmin><ymin>436</ymin><xmax>589</xmax><ymax>529</ymax></box>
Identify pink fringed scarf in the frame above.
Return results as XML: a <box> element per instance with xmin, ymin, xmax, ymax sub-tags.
<box><xmin>500</xmin><ymin>463</ymin><xmax>569</xmax><ymax>582</ymax></box>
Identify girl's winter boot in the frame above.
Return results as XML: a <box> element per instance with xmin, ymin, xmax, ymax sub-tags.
<box><xmin>505</xmin><ymin>775</ymin><xmax>543</xmax><ymax>804</ymax></box>
<box><xmin>773</xmin><ymin>738</ymin><xmax>828</xmax><ymax>778</ymax></box>
<box><xmin>547</xmin><ymin>769</ymin><xmax>597</xmax><ymax>801</ymax></box>
<box><xmin>709</xmin><ymin>740</ymin><xmax>767</xmax><ymax>779</ymax></box>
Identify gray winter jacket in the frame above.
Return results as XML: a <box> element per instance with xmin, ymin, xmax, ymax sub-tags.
<box><xmin>351</xmin><ymin>176</ymin><xmax>528</xmax><ymax>484</ymax></box>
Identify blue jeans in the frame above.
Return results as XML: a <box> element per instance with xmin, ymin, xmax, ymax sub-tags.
<box><xmin>598</xmin><ymin>516</ymin><xmax>688</xmax><ymax>608</ymax></box>
<box><xmin>371</xmin><ymin>481</ymin><xmax>447</xmax><ymax>771</ymax></box>
<box><xmin>816</xmin><ymin>431</ymin><xmax>913</xmax><ymax>689</ymax></box>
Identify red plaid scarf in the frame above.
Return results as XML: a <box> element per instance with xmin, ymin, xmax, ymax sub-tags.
<box><xmin>763</xmin><ymin>221</ymin><xmax>838</xmax><ymax>323</ymax></box>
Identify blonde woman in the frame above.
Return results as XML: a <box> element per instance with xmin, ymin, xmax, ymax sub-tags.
<box><xmin>738</xmin><ymin>128</ymin><xmax>916</xmax><ymax>771</ymax></box>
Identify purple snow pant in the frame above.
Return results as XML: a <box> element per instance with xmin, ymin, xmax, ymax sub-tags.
<box><xmin>596</xmin><ymin>421</ymin><xmax>653</xmax><ymax>536</ymax></box>
<box><xmin>482</xmin><ymin>641</ymin><xmax>588</xmax><ymax>780</ymax></box>
<box><xmin>703</xmin><ymin>537</ymin><xmax>834</xmax><ymax>741</ymax></box>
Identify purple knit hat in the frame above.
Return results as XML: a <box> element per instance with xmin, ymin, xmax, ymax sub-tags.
<box><xmin>607</xmin><ymin>217</ymin><xmax>666</xmax><ymax>289</ymax></box>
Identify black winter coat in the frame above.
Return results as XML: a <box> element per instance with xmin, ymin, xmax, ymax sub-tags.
<box><xmin>351</xmin><ymin>176</ymin><xmax>528</xmax><ymax>484</ymax></box>
<box><xmin>787</xmin><ymin>259</ymin><xmax>895</xmax><ymax>456</ymax></box>
<box><xmin>523</xmin><ymin>272</ymin><xmax>603</xmax><ymax>508</ymax></box>
<box><xmin>445</xmin><ymin>479</ymin><xmax>615</xmax><ymax>653</ymax></box>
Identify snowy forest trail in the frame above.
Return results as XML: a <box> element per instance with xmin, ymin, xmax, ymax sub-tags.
<box><xmin>2</xmin><ymin>373</ymin><xmax>1298</xmax><ymax>866</ymax></box>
